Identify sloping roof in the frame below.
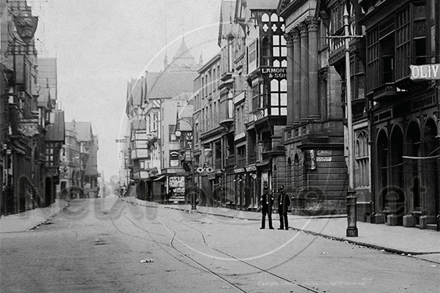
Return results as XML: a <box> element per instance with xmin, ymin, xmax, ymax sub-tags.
<box><xmin>84</xmin><ymin>143</ymin><xmax>99</xmax><ymax>176</ymax></box>
<box><xmin>37</xmin><ymin>58</ymin><xmax>57</xmax><ymax>100</ymax></box>
<box><xmin>131</xmin><ymin>118</ymin><xmax>146</xmax><ymax>130</ymax></box>
<box><xmin>173</xmin><ymin>38</ymin><xmax>195</xmax><ymax>62</ymax></box>
<box><xmin>65</xmin><ymin>121</ymin><xmax>75</xmax><ymax>132</ymax></box>
<box><xmin>147</xmin><ymin>71</ymin><xmax>197</xmax><ymax>98</ymax></box>
<box><xmin>37</xmin><ymin>87</ymin><xmax>51</xmax><ymax>108</ymax></box>
<box><xmin>75</xmin><ymin>122</ymin><xmax>93</xmax><ymax>142</ymax></box>
<box><xmin>45</xmin><ymin>110</ymin><xmax>65</xmax><ymax>142</ymax></box>
<box><xmin>218</xmin><ymin>0</ymin><xmax>236</xmax><ymax>45</ymax></box>
<box><xmin>247</xmin><ymin>0</ymin><xmax>279</xmax><ymax>10</ymax></box>
<box><xmin>127</xmin><ymin>71</ymin><xmax>197</xmax><ymax>108</ymax></box>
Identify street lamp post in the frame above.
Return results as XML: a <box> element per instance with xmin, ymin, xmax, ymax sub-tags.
<box><xmin>344</xmin><ymin>5</ymin><xmax>358</xmax><ymax>237</ymax></box>
<box><xmin>175</xmin><ymin>122</ymin><xmax>196</xmax><ymax>211</ymax></box>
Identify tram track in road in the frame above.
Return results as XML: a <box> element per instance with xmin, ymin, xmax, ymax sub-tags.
<box><xmin>120</xmin><ymin>197</ymin><xmax>322</xmax><ymax>293</ymax></box>
<box><xmin>164</xmin><ymin>217</ymin><xmax>324</xmax><ymax>293</ymax></box>
<box><xmin>128</xmin><ymin>215</ymin><xmax>322</xmax><ymax>292</ymax></box>
<box><xmin>118</xmin><ymin>210</ymin><xmax>248</xmax><ymax>292</ymax></box>
<box><xmin>122</xmin><ymin>200</ymin><xmax>322</xmax><ymax>293</ymax></box>
<box><xmin>120</xmin><ymin>198</ymin><xmax>324</xmax><ymax>292</ymax></box>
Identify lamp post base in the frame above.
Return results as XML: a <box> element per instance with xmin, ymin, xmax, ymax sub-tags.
<box><xmin>346</xmin><ymin>190</ymin><xmax>358</xmax><ymax>237</ymax></box>
<box><xmin>191</xmin><ymin>194</ymin><xmax>196</xmax><ymax>210</ymax></box>
<box><xmin>346</xmin><ymin>227</ymin><xmax>358</xmax><ymax>237</ymax></box>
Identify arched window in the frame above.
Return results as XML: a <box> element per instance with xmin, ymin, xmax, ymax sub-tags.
<box><xmin>355</xmin><ymin>131</ymin><xmax>369</xmax><ymax>188</ymax></box>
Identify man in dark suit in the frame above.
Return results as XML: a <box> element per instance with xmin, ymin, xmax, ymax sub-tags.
<box><xmin>277</xmin><ymin>185</ymin><xmax>290</xmax><ymax>230</ymax></box>
<box><xmin>260</xmin><ymin>187</ymin><xmax>274</xmax><ymax>229</ymax></box>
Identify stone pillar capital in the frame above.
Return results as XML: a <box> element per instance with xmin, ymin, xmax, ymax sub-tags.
<box><xmin>291</xmin><ymin>28</ymin><xmax>300</xmax><ymax>42</ymax></box>
<box><xmin>308</xmin><ymin>19</ymin><xmax>320</xmax><ymax>32</ymax></box>
<box><xmin>284</xmin><ymin>32</ymin><xmax>293</xmax><ymax>46</ymax></box>
<box><xmin>298</xmin><ymin>22</ymin><xmax>308</xmax><ymax>36</ymax></box>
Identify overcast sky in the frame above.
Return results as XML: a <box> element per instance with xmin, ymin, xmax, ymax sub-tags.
<box><xmin>32</xmin><ymin>0</ymin><xmax>222</xmax><ymax>181</ymax></box>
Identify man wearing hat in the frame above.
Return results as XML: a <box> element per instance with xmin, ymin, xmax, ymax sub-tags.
<box><xmin>260</xmin><ymin>187</ymin><xmax>274</xmax><ymax>229</ymax></box>
<box><xmin>277</xmin><ymin>185</ymin><xmax>290</xmax><ymax>230</ymax></box>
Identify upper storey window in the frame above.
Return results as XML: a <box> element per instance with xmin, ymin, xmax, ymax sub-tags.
<box><xmin>366</xmin><ymin>2</ymin><xmax>427</xmax><ymax>93</ymax></box>
<box><xmin>260</xmin><ymin>13</ymin><xmax>286</xmax><ymax>68</ymax></box>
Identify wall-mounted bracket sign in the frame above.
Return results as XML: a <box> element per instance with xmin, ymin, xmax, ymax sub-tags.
<box><xmin>410</xmin><ymin>64</ymin><xmax>440</xmax><ymax>80</ymax></box>
<box><xmin>260</xmin><ymin>67</ymin><xmax>287</xmax><ymax>79</ymax></box>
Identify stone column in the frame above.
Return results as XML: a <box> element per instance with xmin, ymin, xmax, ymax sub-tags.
<box><xmin>285</xmin><ymin>32</ymin><xmax>294</xmax><ymax>127</ymax></box>
<box><xmin>308</xmin><ymin>19</ymin><xmax>320</xmax><ymax>120</ymax></box>
<box><xmin>292</xmin><ymin>28</ymin><xmax>301</xmax><ymax>125</ymax></box>
<box><xmin>299</xmin><ymin>22</ymin><xmax>309</xmax><ymax>122</ymax></box>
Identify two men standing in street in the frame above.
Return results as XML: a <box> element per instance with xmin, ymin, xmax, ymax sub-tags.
<box><xmin>260</xmin><ymin>185</ymin><xmax>290</xmax><ymax>230</ymax></box>
<box><xmin>277</xmin><ymin>186</ymin><xmax>290</xmax><ymax>230</ymax></box>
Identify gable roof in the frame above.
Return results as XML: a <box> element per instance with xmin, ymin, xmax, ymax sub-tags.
<box><xmin>173</xmin><ymin>38</ymin><xmax>195</xmax><ymax>62</ymax></box>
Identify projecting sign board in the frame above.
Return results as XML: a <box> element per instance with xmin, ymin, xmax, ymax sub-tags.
<box><xmin>410</xmin><ymin>64</ymin><xmax>440</xmax><ymax>80</ymax></box>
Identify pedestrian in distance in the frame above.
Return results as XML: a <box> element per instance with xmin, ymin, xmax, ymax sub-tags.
<box><xmin>277</xmin><ymin>185</ymin><xmax>290</xmax><ymax>230</ymax></box>
<box><xmin>260</xmin><ymin>187</ymin><xmax>274</xmax><ymax>229</ymax></box>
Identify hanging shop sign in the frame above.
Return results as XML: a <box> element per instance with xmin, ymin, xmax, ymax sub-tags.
<box><xmin>410</xmin><ymin>64</ymin><xmax>440</xmax><ymax>80</ymax></box>
<box><xmin>233</xmin><ymin>168</ymin><xmax>245</xmax><ymax>173</ymax></box>
<box><xmin>305</xmin><ymin>150</ymin><xmax>317</xmax><ymax>170</ymax></box>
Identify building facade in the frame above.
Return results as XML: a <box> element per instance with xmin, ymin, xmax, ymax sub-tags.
<box><xmin>0</xmin><ymin>0</ymin><xmax>62</xmax><ymax>214</ymax></box>
<box><xmin>192</xmin><ymin>53</ymin><xmax>222</xmax><ymax>206</ymax></box>
<box><xmin>161</xmin><ymin>93</ymin><xmax>194</xmax><ymax>204</ymax></box>
<box><xmin>359</xmin><ymin>0</ymin><xmax>439</xmax><ymax>228</ymax></box>
<box><xmin>217</xmin><ymin>0</ymin><xmax>238</xmax><ymax>208</ymax></box>
<box><xmin>318</xmin><ymin>0</ymin><xmax>371</xmax><ymax>220</ymax></box>
<box><xmin>279</xmin><ymin>0</ymin><xmax>347</xmax><ymax>215</ymax></box>
<box><xmin>242</xmin><ymin>0</ymin><xmax>288</xmax><ymax>210</ymax></box>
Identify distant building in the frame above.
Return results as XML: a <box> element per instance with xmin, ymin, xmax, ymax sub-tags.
<box><xmin>124</xmin><ymin>37</ymin><xmax>202</xmax><ymax>201</ymax></box>
<box><xmin>60</xmin><ymin>121</ymin><xmax>99</xmax><ymax>199</ymax></box>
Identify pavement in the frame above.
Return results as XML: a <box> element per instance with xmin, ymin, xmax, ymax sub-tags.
<box><xmin>0</xmin><ymin>199</ymin><xmax>68</xmax><ymax>233</ymax></box>
<box><xmin>1</xmin><ymin>197</ymin><xmax>439</xmax><ymax>264</ymax></box>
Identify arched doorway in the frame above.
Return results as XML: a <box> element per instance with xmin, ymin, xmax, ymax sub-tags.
<box><xmin>376</xmin><ymin>129</ymin><xmax>388</xmax><ymax>211</ymax></box>
<box><xmin>389</xmin><ymin>126</ymin><xmax>404</xmax><ymax>225</ymax></box>
<box><xmin>423</xmin><ymin>119</ymin><xmax>439</xmax><ymax>223</ymax></box>
<box><xmin>406</xmin><ymin>122</ymin><xmax>421</xmax><ymax>212</ymax></box>
<box><xmin>45</xmin><ymin>177</ymin><xmax>53</xmax><ymax>207</ymax></box>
